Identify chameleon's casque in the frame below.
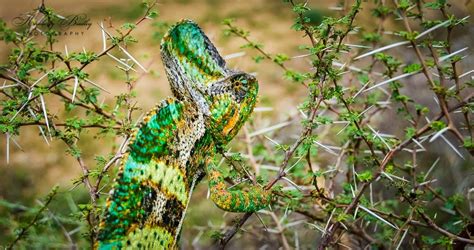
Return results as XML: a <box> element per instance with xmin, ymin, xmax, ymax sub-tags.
<box><xmin>97</xmin><ymin>20</ymin><xmax>271</xmax><ymax>249</ymax></box>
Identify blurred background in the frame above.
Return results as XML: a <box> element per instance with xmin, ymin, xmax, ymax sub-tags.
<box><xmin>0</xmin><ymin>0</ymin><xmax>473</xmax><ymax>248</ymax></box>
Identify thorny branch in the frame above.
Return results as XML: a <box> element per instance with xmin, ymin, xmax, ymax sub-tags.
<box><xmin>0</xmin><ymin>1</ymin><xmax>157</xmax><ymax>245</ymax></box>
<box><xmin>219</xmin><ymin>0</ymin><xmax>473</xmax><ymax>248</ymax></box>
<box><xmin>218</xmin><ymin>0</ymin><xmax>362</xmax><ymax>247</ymax></box>
<box><xmin>8</xmin><ymin>186</ymin><xmax>59</xmax><ymax>249</ymax></box>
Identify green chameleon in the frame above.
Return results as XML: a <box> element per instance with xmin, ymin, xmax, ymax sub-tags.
<box><xmin>97</xmin><ymin>20</ymin><xmax>273</xmax><ymax>249</ymax></box>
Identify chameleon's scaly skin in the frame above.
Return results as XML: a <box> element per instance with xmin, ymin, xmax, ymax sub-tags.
<box><xmin>97</xmin><ymin>20</ymin><xmax>271</xmax><ymax>249</ymax></box>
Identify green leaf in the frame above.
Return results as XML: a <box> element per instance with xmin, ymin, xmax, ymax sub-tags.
<box><xmin>147</xmin><ymin>10</ymin><xmax>158</xmax><ymax>19</ymax></box>
<box><xmin>273</xmin><ymin>53</ymin><xmax>289</xmax><ymax>66</ymax></box>
<box><xmin>405</xmin><ymin>127</ymin><xmax>416</xmax><ymax>139</ymax></box>
<box><xmin>48</xmin><ymin>69</ymin><xmax>69</xmax><ymax>83</ymax></box>
<box><xmin>292</xmin><ymin>4</ymin><xmax>310</xmax><ymax>14</ymax></box>
<box><xmin>252</xmin><ymin>55</ymin><xmax>265</xmax><ymax>63</ymax></box>
<box><xmin>121</xmin><ymin>22</ymin><xmax>136</xmax><ymax>30</ymax></box>
<box><xmin>430</xmin><ymin>121</ymin><xmax>446</xmax><ymax>131</ymax></box>
<box><xmin>463</xmin><ymin>138</ymin><xmax>474</xmax><ymax>151</ymax></box>
<box><xmin>357</xmin><ymin>171</ymin><xmax>373</xmax><ymax>182</ymax></box>
<box><xmin>398</xmin><ymin>0</ymin><xmax>412</xmax><ymax>10</ymax></box>
<box><xmin>403</xmin><ymin>63</ymin><xmax>422</xmax><ymax>73</ymax></box>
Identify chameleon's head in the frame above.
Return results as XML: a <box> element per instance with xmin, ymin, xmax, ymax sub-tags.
<box><xmin>160</xmin><ymin>19</ymin><xmax>228</xmax><ymax>101</ymax></box>
<box><xmin>160</xmin><ymin>19</ymin><xmax>259</xmax><ymax>145</ymax></box>
<box><xmin>206</xmin><ymin>72</ymin><xmax>258</xmax><ymax>146</ymax></box>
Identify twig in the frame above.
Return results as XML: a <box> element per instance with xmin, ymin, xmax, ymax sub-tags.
<box><xmin>8</xmin><ymin>185</ymin><xmax>59</xmax><ymax>248</ymax></box>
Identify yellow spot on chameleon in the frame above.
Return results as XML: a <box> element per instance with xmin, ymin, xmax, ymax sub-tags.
<box><xmin>135</xmin><ymin>160</ymin><xmax>188</xmax><ymax>204</ymax></box>
<box><xmin>123</xmin><ymin>226</ymin><xmax>175</xmax><ymax>249</ymax></box>
<box><xmin>225</xmin><ymin>193</ymin><xmax>232</xmax><ymax>206</ymax></box>
<box><xmin>214</xmin><ymin>182</ymin><xmax>226</xmax><ymax>192</ymax></box>
<box><xmin>235</xmin><ymin>193</ymin><xmax>241</xmax><ymax>208</ymax></box>
<box><xmin>223</xmin><ymin>108</ymin><xmax>240</xmax><ymax>135</ymax></box>
<box><xmin>209</xmin><ymin>170</ymin><xmax>220</xmax><ymax>181</ymax></box>
<box><xmin>244</xmin><ymin>192</ymin><xmax>250</xmax><ymax>208</ymax></box>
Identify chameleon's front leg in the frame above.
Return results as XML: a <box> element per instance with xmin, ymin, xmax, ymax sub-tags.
<box><xmin>206</xmin><ymin>157</ymin><xmax>272</xmax><ymax>213</ymax></box>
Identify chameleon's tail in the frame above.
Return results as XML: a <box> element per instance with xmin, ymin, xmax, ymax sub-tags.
<box><xmin>97</xmin><ymin>99</ymin><xmax>205</xmax><ymax>249</ymax></box>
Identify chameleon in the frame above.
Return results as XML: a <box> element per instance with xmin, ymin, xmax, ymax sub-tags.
<box><xmin>97</xmin><ymin>20</ymin><xmax>273</xmax><ymax>249</ymax></box>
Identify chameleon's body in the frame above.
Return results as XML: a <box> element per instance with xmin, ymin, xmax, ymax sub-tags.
<box><xmin>97</xmin><ymin>20</ymin><xmax>272</xmax><ymax>249</ymax></box>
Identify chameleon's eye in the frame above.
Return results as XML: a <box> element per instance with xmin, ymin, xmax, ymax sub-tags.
<box><xmin>228</xmin><ymin>73</ymin><xmax>257</xmax><ymax>103</ymax></box>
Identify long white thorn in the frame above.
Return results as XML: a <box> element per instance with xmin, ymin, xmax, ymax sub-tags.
<box><xmin>352</xmin><ymin>81</ymin><xmax>370</xmax><ymax>99</ymax></box>
<box><xmin>264</xmin><ymin>136</ymin><xmax>281</xmax><ymax>147</ymax></box>
<box><xmin>72</xmin><ymin>76</ymin><xmax>79</xmax><ymax>102</ymax></box>
<box><xmin>364</xmin><ymin>72</ymin><xmax>419</xmax><ymax>93</ymax></box>
<box><xmin>10</xmin><ymin>136</ymin><xmax>22</xmax><ymax>151</ymax></box>
<box><xmin>354</xmin><ymin>18</ymin><xmax>457</xmax><ymax>61</ymax></box>
<box><xmin>367</xmin><ymin>124</ymin><xmax>392</xmax><ymax>150</ymax></box>
<box><xmin>223</xmin><ymin>52</ymin><xmax>246</xmax><ymax>60</ymax></box>
<box><xmin>336</xmin><ymin>123</ymin><xmax>350</xmax><ymax>135</ymax></box>
<box><xmin>360</xmin><ymin>105</ymin><xmax>374</xmax><ymax>118</ymax></box>
<box><xmin>84</xmin><ymin>78</ymin><xmax>110</xmax><ymax>93</ymax></box>
<box><xmin>28</xmin><ymin>108</ymin><xmax>49</xmax><ymax>145</ymax></box>
<box><xmin>298</xmin><ymin>109</ymin><xmax>308</xmax><ymax>119</ymax></box>
<box><xmin>292</xmin><ymin>53</ymin><xmax>311</xmax><ymax>59</ymax></box>
<box><xmin>323</xmin><ymin>209</ymin><xmax>336</xmax><ymax>236</ymax></box>
<box><xmin>249</xmin><ymin>121</ymin><xmax>292</xmax><ymax>138</ymax></box>
<box><xmin>333</xmin><ymin>61</ymin><xmax>384</xmax><ymax>76</ymax></box>
<box><xmin>294</xmin><ymin>230</ymin><xmax>300</xmax><ymax>250</ymax></box>
<box><xmin>345</xmin><ymin>43</ymin><xmax>372</xmax><ymax>49</ymax></box>
<box><xmin>284</xmin><ymin>156</ymin><xmax>304</xmax><ymax>173</ymax></box>
<box><xmin>10</xmin><ymin>92</ymin><xmax>33</xmax><ymax>122</ymax></box>
<box><xmin>369</xmin><ymin>184</ymin><xmax>374</xmax><ymax>206</ymax></box>
<box><xmin>439</xmin><ymin>47</ymin><xmax>469</xmax><ymax>63</ymax></box>
<box><xmin>415</xmin><ymin>19</ymin><xmax>450</xmax><ymax>39</ymax></box>
<box><xmin>6</xmin><ymin>132</ymin><xmax>10</xmax><ymax>164</ymax></box>
<box><xmin>386</xmin><ymin>172</ymin><xmax>409</xmax><ymax>182</ymax></box>
<box><xmin>100</xmin><ymin>22</ymin><xmax>107</xmax><ymax>52</ymax></box>
<box><xmin>440</xmin><ymin>134</ymin><xmax>464</xmax><ymax>160</ymax></box>
<box><xmin>254</xmin><ymin>107</ymin><xmax>273</xmax><ymax>113</ymax></box>
<box><xmin>433</xmin><ymin>95</ymin><xmax>439</xmax><ymax>105</ymax></box>
<box><xmin>381</xmin><ymin>171</ymin><xmax>394</xmax><ymax>181</ymax></box>
<box><xmin>305</xmin><ymin>222</ymin><xmax>326</xmax><ymax>234</ymax></box>
<box><xmin>314</xmin><ymin>141</ymin><xmax>339</xmax><ymax>156</ymax></box>
<box><xmin>429</xmin><ymin>127</ymin><xmax>449</xmax><ymax>143</ymax></box>
<box><xmin>418</xmin><ymin>179</ymin><xmax>437</xmax><ymax>187</ymax></box>
<box><xmin>354</xmin><ymin>205</ymin><xmax>359</xmax><ymax>219</ymax></box>
<box><xmin>39</xmin><ymin>94</ymin><xmax>51</xmax><ymax>139</ymax></box>
<box><xmin>358</xmin><ymin>205</ymin><xmax>398</xmax><ymax>229</ymax></box>
<box><xmin>118</xmin><ymin>45</ymin><xmax>148</xmax><ymax>73</ymax></box>
<box><xmin>412</xmin><ymin>138</ymin><xmax>426</xmax><ymax>151</ymax></box>
<box><xmin>282</xmin><ymin>176</ymin><xmax>303</xmax><ymax>191</ymax></box>
<box><xmin>459</xmin><ymin>70</ymin><xmax>474</xmax><ymax>79</ymax></box>
<box><xmin>30</xmin><ymin>70</ymin><xmax>53</xmax><ymax>88</ymax></box>
<box><xmin>396</xmin><ymin>229</ymin><xmax>409</xmax><ymax>250</ymax></box>
<box><xmin>106</xmin><ymin>52</ymin><xmax>137</xmax><ymax>72</ymax></box>
<box><xmin>354</xmin><ymin>41</ymin><xmax>410</xmax><ymax>60</ymax></box>
<box><xmin>8</xmin><ymin>76</ymin><xmax>29</xmax><ymax>88</ymax></box>
<box><xmin>0</xmin><ymin>84</ymin><xmax>19</xmax><ymax>90</ymax></box>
